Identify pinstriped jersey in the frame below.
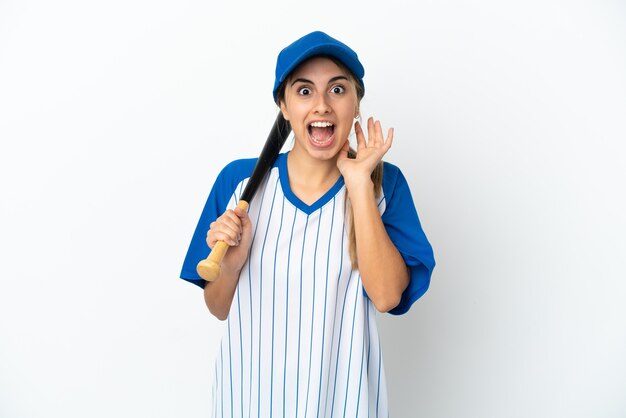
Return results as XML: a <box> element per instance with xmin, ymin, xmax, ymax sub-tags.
<box><xmin>181</xmin><ymin>152</ymin><xmax>435</xmax><ymax>417</ymax></box>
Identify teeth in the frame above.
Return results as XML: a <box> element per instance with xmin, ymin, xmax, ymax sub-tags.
<box><xmin>310</xmin><ymin>121</ymin><xmax>333</xmax><ymax>128</ymax></box>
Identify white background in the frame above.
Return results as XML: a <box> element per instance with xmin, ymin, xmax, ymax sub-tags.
<box><xmin>1</xmin><ymin>0</ymin><xmax>625</xmax><ymax>417</ymax></box>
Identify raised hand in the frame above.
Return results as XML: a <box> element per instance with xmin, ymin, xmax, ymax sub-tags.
<box><xmin>336</xmin><ymin>117</ymin><xmax>393</xmax><ymax>189</ymax></box>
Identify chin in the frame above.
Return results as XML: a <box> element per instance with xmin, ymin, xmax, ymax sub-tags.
<box><xmin>306</xmin><ymin>144</ymin><xmax>343</xmax><ymax>162</ymax></box>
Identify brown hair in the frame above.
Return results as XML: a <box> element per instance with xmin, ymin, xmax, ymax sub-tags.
<box><xmin>275</xmin><ymin>56</ymin><xmax>383</xmax><ymax>269</ymax></box>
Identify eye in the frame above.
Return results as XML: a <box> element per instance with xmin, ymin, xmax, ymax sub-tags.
<box><xmin>331</xmin><ymin>85</ymin><xmax>345</xmax><ymax>94</ymax></box>
<box><xmin>297</xmin><ymin>87</ymin><xmax>312</xmax><ymax>96</ymax></box>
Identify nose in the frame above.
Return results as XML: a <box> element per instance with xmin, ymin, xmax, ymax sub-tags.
<box><xmin>313</xmin><ymin>92</ymin><xmax>331</xmax><ymax>114</ymax></box>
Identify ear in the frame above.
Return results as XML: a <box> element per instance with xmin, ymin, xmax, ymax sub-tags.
<box><xmin>279</xmin><ymin>101</ymin><xmax>290</xmax><ymax>121</ymax></box>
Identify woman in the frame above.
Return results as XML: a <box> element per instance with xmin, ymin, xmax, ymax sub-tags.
<box><xmin>181</xmin><ymin>31</ymin><xmax>435</xmax><ymax>417</ymax></box>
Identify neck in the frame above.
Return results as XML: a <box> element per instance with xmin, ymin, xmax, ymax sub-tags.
<box><xmin>286</xmin><ymin>150</ymin><xmax>341</xmax><ymax>205</ymax></box>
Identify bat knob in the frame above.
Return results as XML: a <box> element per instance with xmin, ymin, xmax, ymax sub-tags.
<box><xmin>197</xmin><ymin>259</ymin><xmax>221</xmax><ymax>282</ymax></box>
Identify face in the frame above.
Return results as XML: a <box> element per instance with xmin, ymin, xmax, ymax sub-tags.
<box><xmin>279</xmin><ymin>57</ymin><xmax>359</xmax><ymax>163</ymax></box>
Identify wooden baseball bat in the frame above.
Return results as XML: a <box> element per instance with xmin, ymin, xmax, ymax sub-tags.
<box><xmin>196</xmin><ymin>113</ymin><xmax>291</xmax><ymax>281</ymax></box>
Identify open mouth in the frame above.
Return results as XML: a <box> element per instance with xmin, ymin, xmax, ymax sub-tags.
<box><xmin>307</xmin><ymin>121</ymin><xmax>335</xmax><ymax>147</ymax></box>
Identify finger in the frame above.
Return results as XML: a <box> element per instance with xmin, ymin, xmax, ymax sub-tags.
<box><xmin>354</xmin><ymin>120</ymin><xmax>366</xmax><ymax>150</ymax></box>
<box><xmin>373</xmin><ymin>119</ymin><xmax>384</xmax><ymax>147</ymax></box>
<box><xmin>367</xmin><ymin>117</ymin><xmax>375</xmax><ymax>145</ymax></box>
<box><xmin>233</xmin><ymin>207</ymin><xmax>252</xmax><ymax>233</ymax></box>
<box><xmin>209</xmin><ymin>220</ymin><xmax>241</xmax><ymax>245</ymax></box>
<box><xmin>219</xmin><ymin>210</ymin><xmax>243</xmax><ymax>235</ymax></box>
<box><xmin>232</xmin><ymin>206</ymin><xmax>249</xmax><ymax>222</ymax></box>
<box><xmin>210</xmin><ymin>223</ymin><xmax>240</xmax><ymax>243</ymax></box>
<box><xmin>210</xmin><ymin>210</ymin><xmax>243</xmax><ymax>240</ymax></box>
<box><xmin>207</xmin><ymin>230</ymin><xmax>239</xmax><ymax>248</ymax></box>
<box><xmin>383</xmin><ymin>127</ymin><xmax>394</xmax><ymax>152</ymax></box>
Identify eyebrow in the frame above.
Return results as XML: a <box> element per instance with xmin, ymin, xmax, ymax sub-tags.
<box><xmin>290</xmin><ymin>75</ymin><xmax>349</xmax><ymax>87</ymax></box>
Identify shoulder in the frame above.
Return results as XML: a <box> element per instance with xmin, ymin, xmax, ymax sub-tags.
<box><xmin>218</xmin><ymin>152</ymin><xmax>286</xmax><ymax>181</ymax></box>
<box><xmin>197</xmin><ymin>158</ymin><xmax>257</xmax><ymax>209</ymax></box>
<box><xmin>212</xmin><ymin>157</ymin><xmax>258</xmax><ymax>191</ymax></box>
<box><xmin>219</xmin><ymin>157</ymin><xmax>258</xmax><ymax>180</ymax></box>
<box><xmin>381</xmin><ymin>161</ymin><xmax>408</xmax><ymax>199</ymax></box>
<box><xmin>212</xmin><ymin>153</ymin><xmax>286</xmax><ymax>197</ymax></box>
<box><xmin>382</xmin><ymin>161</ymin><xmax>401</xmax><ymax>181</ymax></box>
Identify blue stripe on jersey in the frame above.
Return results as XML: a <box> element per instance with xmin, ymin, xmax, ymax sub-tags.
<box><xmin>295</xmin><ymin>214</ymin><xmax>310</xmax><ymax>416</ymax></box>
<box><xmin>237</xmin><ymin>289</ymin><xmax>244</xmax><ymax>417</ymax></box>
<box><xmin>235</xmin><ymin>179</ymin><xmax>245</xmax><ymax>206</ymax></box>
<box><xmin>376</xmin><ymin>332</ymin><xmax>382</xmax><ymax>418</ymax></box>
<box><xmin>323</xmin><ymin>208</ymin><xmax>346</xmax><ymax>418</ymax></box>
<box><xmin>220</xmin><ymin>341</ymin><xmax>224</xmax><ymax>417</ymax></box>
<box><xmin>234</xmin><ymin>181</ymin><xmax>245</xmax><ymax>418</ymax></box>
<box><xmin>304</xmin><ymin>206</ymin><xmax>323</xmax><ymax>417</ymax></box>
<box><xmin>356</xmin><ymin>330</ymin><xmax>366</xmax><ymax>417</ymax></box>
<box><xmin>227</xmin><ymin>316</ymin><xmax>233</xmax><ymax>417</ymax></box>
<box><xmin>283</xmin><ymin>207</ymin><xmax>298</xmax><ymax>418</ymax></box>
<box><xmin>213</xmin><ymin>354</ymin><xmax>218</xmax><ymax>418</ymax></box>
<box><xmin>231</xmin><ymin>180</ymin><xmax>246</xmax><ymax>417</ymax></box>
<box><xmin>257</xmin><ymin>176</ymin><xmax>280</xmax><ymax>415</ymax></box>
<box><xmin>342</xmin><ymin>275</ymin><xmax>362</xmax><ymax>418</ymax></box>
<box><xmin>330</xmin><ymin>268</ymin><xmax>355</xmax><ymax>418</ymax></box>
<box><xmin>269</xmin><ymin>193</ymin><xmax>286</xmax><ymax>416</ymax></box>
<box><xmin>316</xmin><ymin>197</ymin><xmax>336</xmax><ymax>418</ymax></box>
<box><xmin>246</xmin><ymin>173</ymin><xmax>270</xmax><ymax>418</ymax></box>
<box><xmin>367</xmin><ymin>307</ymin><xmax>372</xmax><ymax>418</ymax></box>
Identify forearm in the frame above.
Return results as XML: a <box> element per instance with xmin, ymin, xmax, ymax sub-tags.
<box><xmin>203</xmin><ymin>266</ymin><xmax>241</xmax><ymax>320</ymax></box>
<box><xmin>202</xmin><ymin>205</ymin><xmax>252</xmax><ymax>320</ymax></box>
<box><xmin>348</xmin><ymin>180</ymin><xmax>409</xmax><ymax>312</ymax></box>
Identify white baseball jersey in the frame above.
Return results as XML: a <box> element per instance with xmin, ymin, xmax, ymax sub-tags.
<box><xmin>181</xmin><ymin>152</ymin><xmax>435</xmax><ymax>417</ymax></box>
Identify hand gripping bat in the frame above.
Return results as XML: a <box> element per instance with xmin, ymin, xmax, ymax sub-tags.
<box><xmin>196</xmin><ymin>113</ymin><xmax>291</xmax><ymax>281</ymax></box>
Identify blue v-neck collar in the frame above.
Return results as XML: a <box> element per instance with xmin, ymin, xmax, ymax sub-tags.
<box><xmin>277</xmin><ymin>153</ymin><xmax>345</xmax><ymax>215</ymax></box>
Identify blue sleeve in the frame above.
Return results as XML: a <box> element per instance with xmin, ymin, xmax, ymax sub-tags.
<box><xmin>380</xmin><ymin>163</ymin><xmax>436</xmax><ymax>315</ymax></box>
<box><xmin>179</xmin><ymin>159</ymin><xmax>257</xmax><ymax>289</ymax></box>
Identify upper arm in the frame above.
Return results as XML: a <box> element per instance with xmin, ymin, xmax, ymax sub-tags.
<box><xmin>179</xmin><ymin>159</ymin><xmax>256</xmax><ymax>288</ymax></box>
<box><xmin>380</xmin><ymin>163</ymin><xmax>436</xmax><ymax>315</ymax></box>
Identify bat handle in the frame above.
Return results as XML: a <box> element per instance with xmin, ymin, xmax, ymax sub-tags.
<box><xmin>196</xmin><ymin>200</ymin><xmax>249</xmax><ymax>282</ymax></box>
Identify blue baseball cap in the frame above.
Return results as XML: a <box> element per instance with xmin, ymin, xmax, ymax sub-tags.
<box><xmin>273</xmin><ymin>31</ymin><xmax>365</xmax><ymax>103</ymax></box>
